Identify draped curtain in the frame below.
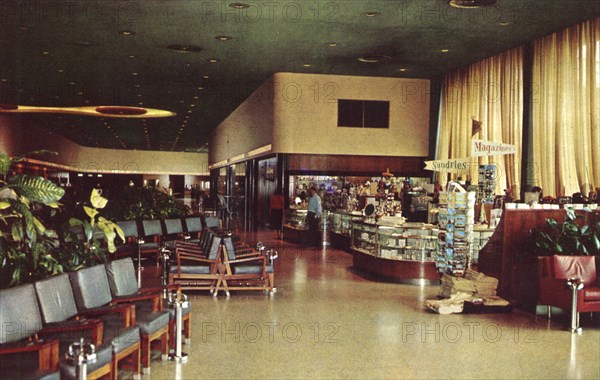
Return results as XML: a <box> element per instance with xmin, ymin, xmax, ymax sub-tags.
<box><xmin>437</xmin><ymin>47</ymin><xmax>523</xmax><ymax>196</ymax></box>
<box><xmin>532</xmin><ymin>17</ymin><xmax>600</xmax><ymax>197</ymax></box>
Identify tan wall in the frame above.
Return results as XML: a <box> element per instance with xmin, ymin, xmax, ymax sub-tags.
<box><xmin>209</xmin><ymin>77</ymin><xmax>275</xmax><ymax>164</ymax></box>
<box><xmin>272</xmin><ymin>72</ymin><xmax>430</xmax><ymax>156</ymax></box>
<box><xmin>0</xmin><ymin>115</ymin><xmax>209</xmax><ymax>175</ymax></box>
<box><xmin>210</xmin><ymin>73</ymin><xmax>431</xmax><ymax>165</ymax></box>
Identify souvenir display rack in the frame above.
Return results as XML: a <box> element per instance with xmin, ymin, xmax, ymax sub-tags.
<box><xmin>436</xmin><ymin>183</ymin><xmax>476</xmax><ymax>276</ymax></box>
<box><xmin>477</xmin><ymin>164</ymin><xmax>496</xmax><ymax>203</ymax></box>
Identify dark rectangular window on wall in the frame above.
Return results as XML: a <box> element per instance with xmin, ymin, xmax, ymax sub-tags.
<box><xmin>338</xmin><ymin>99</ymin><xmax>389</xmax><ymax>129</ymax></box>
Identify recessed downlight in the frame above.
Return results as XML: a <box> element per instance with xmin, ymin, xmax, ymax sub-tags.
<box><xmin>328</xmin><ymin>42</ymin><xmax>338</xmax><ymax>47</ymax></box>
<box><xmin>215</xmin><ymin>35</ymin><xmax>233</xmax><ymax>41</ymax></box>
<box><xmin>208</xmin><ymin>58</ymin><xmax>218</xmax><ymax>63</ymax></box>
<box><xmin>203</xmin><ymin>75</ymin><xmax>209</xmax><ymax>79</ymax></box>
<box><xmin>399</xmin><ymin>68</ymin><xmax>407</xmax><ymax>72</ymax></box>
<box><xmin>75</xmin><ymin>40</ymin><xmax>92</xmax><ymax>47</ymax></box>
<box><xmin>440</xmin><ymin>49</ymin><xmax>449</xmax><ymax>53</ymax></box>
<box><xmin>364</xmin><ymin>11</ymin><xmax>381</xmax><ymax>17</ymax></box>
<box><xmin>499</xmin><ymin>21</ymin><xmax>510</xmax><ymax>26</ymax></box>
<box><xmin>358</xmin><ymin>54</ymin><xmax>391</xmax><ymax>63</ymax></box>
<box><xmin>166</xmin><ymin>44</ymin><xmax>202</xmax><ymax>53</ymax></box>
<box><xmin>118</xmin><ymin>30</ymin><xmax>136</xmax><ymax>36</ymax></box>
<box><xmin>302</xmin><ymin>63</ymin><xmax>311</xmax><ymax>68</ymax></box>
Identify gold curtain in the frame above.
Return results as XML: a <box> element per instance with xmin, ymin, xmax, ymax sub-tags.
<box><xmin>532</xmin><ymin>17</ymin><xmax>600</xmax><ymax>197</ymax></box>
<box><xmin>437</xmin><ymin>47</ymin><xmax>523</xmax><ymax>195</ymax></box>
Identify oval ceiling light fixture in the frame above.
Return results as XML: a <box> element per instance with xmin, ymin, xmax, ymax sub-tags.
<box><xmin>448</xmin><ymin>0</ymin><xmax>496</xmax><ymax>8</ymax></box>
<box><xmin>363</xmin><ymin>11</ymin><xmax>381</xmax><ymax>17</ymax></box>
<box><xmin>358</xmin><ymin>54</ymin><xmax>391</xmax><ymax>63</ymax></box>
<box><xmin>208</xmin><ymin>58</ymin><xmax>218</xmax><ymax>63</ymax></box>
<box><xmin>215</xmin><ymin>35</ymin><xmax>233</xmax><ymax>41</ymax></box>
<box><xmin>0</xmin><ymin>105</ymin><xmax>175</xmax><ymax>118</ymax></box>
<box><xmin>166</xmin><ymin>44</ymin><xmax>203</xmax><ymax>53</ymax></box>
<box><xmin>328</xmin><ymin>42</ymin><xmax>338</xmax><ymax>47</ymax></box>
<box><xmin>229</xmin><ymin>2</ymin><xmax>250</xmax><ymax>9</ymax></box>
<box><xmin>74</xmin><ymin>40</ymin><xmax>92</xmax><ymax>47</ymax></box>
<box><xmin>118</xmin><ymin>30</ymin><xmax>136</xmax><ymax>36</ymax></box>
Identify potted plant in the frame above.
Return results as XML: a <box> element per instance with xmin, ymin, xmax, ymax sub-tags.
<box><xmin>0</xmin><ymin>151</ymin><xmax>65</xmax><ymax>287</ymax></box>
<box><xmin>534</xmin><ymin>208</ymin><xmax>600</xmax><ymax>256</ymax></box>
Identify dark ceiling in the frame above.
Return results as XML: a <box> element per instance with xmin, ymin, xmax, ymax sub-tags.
<box><xmin>1</xmin><ymin>0</ymin><xmax>599</xmax><ymax>152</ymax></box>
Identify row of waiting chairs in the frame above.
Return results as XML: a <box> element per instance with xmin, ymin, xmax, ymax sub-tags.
<box><xmin>0</xmin><ymin>258</ymin><xmax>191</xmax><ymax>379</ymax></box>
<box><xmin>112</xmin><ymin>215</ymin><xmax>221</xmax><ymax>261</ymax></box>
<box><xmin>168</xmin><ymin>229</ymin><xmax>277</xmax><ymax>297</ymax></box>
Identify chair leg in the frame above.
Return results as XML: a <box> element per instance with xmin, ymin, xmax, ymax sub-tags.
<box><xmin>161</xmin><ymin>331</ymin><xmax>169</xmax><ymax>361</ymax></box>
<box><xmin>141</xmin><ymin>336</ymin><xmax>151</xmax><ymax>374</ymax></box>
<box><xmin>184</xmin><ymin>313</ymin><xmax>191</xmax><ymax>345</ymax></box>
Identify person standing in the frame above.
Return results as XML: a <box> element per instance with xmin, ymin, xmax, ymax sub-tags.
<box><xmin>269</xmin><ymin>193</ymin><xmax>285</xmax><ymax>239</ymax></box>
<box><xmin>306</xmin><ymin>186</ymin><xmax>322</xmax><ymax>248</ymax></box>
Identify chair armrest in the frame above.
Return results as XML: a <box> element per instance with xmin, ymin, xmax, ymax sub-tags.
<box><xmin>0</xmin><ymin>338</ymin><xmax>59</xmax><ymax>371</ymax></box>
<box><xmin>40</xmin><ymin>319</ymin><xmax>104</xmax><ymax>346</ymax></box>
<box><xmin>178</xmin><ymin>254</ymin><xmax>218</xmax><ymax>264</ymax></box>
<box><xmin>76</xmin><ymin>304</ymin><xmax>136</xmax><ymax>327</ymax></box>
<box><xmin>227</xmin><ymin>256</ymin><xmax>267</xmax><ymax>265</ymax></box>
<box><xmin>140</xmin><ymin>284</ymin><xmax>181</xmax><ymax>294</ymax></box>
<box><xmin>111</xmin><ymin>292</ymin><xmax>162</xmax><ymax>311</ymax></box>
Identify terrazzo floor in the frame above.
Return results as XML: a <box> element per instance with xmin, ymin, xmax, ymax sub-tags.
<box><xmin>139</xmin><ymin>228</ymin><xmax>599</xmax><ymax>380</ymax></box>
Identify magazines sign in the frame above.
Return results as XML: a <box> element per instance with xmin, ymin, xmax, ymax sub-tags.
<box><xmin>471</xmin><ymin>139</ymin><xmax>516</xmax><ymax>157</ymax></box>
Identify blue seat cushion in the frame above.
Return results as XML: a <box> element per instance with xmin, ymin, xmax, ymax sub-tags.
<box><xmin>232</xmin><ymin>264</ymin><xmax>274</xmax><ymax>275</ymax></box>
<box><xmin>136</xmin><ymin>311</ymin><xmax>170</xmax><ymax>335</ymax></box>
<box><xmin>103</xmin><ymin>326</ymin><xmax>140</xmax><ymax>354</ymax></box>
<box><xmin>169</xmin><ymin>265</ymin><xmax>211</xmax><ymax>275</ymax></box>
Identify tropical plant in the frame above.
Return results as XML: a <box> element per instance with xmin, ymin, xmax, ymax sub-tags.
<box><xmin>104</xmin><ymin>185</ymin><xmax>190</xmax><ymax>220</ymax></box>
<box><xmin>57</xmin><ymin>188</ymin><xmax>124</xmax><ymax>271</ymax></box>
<box><xmin>0</xmin><ymin>151</ymin><xmax>65</xmax><ymax>287</ymax></box>
<box><xmin>533</xmin><ymin>208</ymin><xmax>600</xmax><ymax>256</ymax></box>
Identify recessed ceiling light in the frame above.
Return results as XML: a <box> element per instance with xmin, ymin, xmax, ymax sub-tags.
<box><xmin>197</xmin><ymin>86</ymin><xmax>204</xmax><ymax>90</ymax></box>
<box><xmin>118</xmin><ymin>30</ymin><xmax>136</xmax><ymax>36</ymax></box>
<box><xmin>358</xmin><ymin>54</ymin><xmax>391</xmax><ymax>63</ymax></box>
<box><xmin>364</xmin><ymin>12</ymin><xmax>381</xmax><ymax>17</ymax></box>
<box><xmin>215</xmin><ymin>35</ymin><xmax>233</xmax><ymax>41</ymax></box>
<box><xmin>203</xmin><ymin>75</ymin><xmax>209</xmax><ymax>79</ymax></box>
<box><xmin>166</xmin><ymin>44</ymin><xmax>202</xmax><ymax>53</ymax></box>
<box><xmin>128</xmin><ymin>55</ymin><xmax>136</xmax><ymax>58</ymax></box>
<box><xmin>69</xmin><ymin>81</ymin><xmax>76</xmax><ymax>85</ymax></box>
<box><xmin>229</xmin><ymin>2</ymin><xmax>250</xmax><ymax>9</ymax></box>
<box><xmin>399</xmin><ymin>68</ymin><xmax>407</xmax><ymax>72</ymax></box>
<box><xmin>448</xmin><ymin>0</ymin><xmax>496</xmax><ymax>8</ymax></box>
<box><xmin>1</xmin><ymin>79</ymin><xmax>7</xmax><ymax>82</ymax></box>
<box><xmin>75</xmin><ymin>40</ymin><xmax>91</xmax><ymax>47</ymax></box>
<box><xmin>208</xmin><ymin>58</ymin><xmax>218</xmax><ymax>63</ymax></box>
<box><xmin>20</xmin><ymin>25</ymin><xmax>28</xmax><ymax>30</ymax></box>
<box><xmin>499</xmin><ymin>21</ymin><xmax>510</xmax><ymax>26</ymax></box>
<box><xmin>42</xmin><ymin>51</ymin><xmax>49</xmax><ymax>55</ymax></box>
<box><xmin>193</xmin><ymin>96</ymin><xmax>199</xmax><ymax>99</ymax></box>
<box><xmin>328</xmin><ymin>42</ymin><xmax>338</xmax><ymax>47</ymax></box>
<box><xmin>132</xmin><ymin>72</ymin><xmax>138</xmax><ymax>76</ymax></box>
<box><xmin>57</xmin><ymin>69</ymin><xmax>64</xmax><ymax>73</ymax></box>
<box><xmin>302</xmin><ymin>63</ymin><xmax>311</xmax><ymax>67</ymax></box>
<box><xmin>440</xmin><ymin>49</ymin><xmax>449</xmax><ymax>53</ymax></box>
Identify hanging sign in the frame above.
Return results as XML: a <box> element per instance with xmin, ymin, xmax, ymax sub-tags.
<box><xmin>471</xmin><ymin>139</ymin><xmax>516</xmax><ymax>157</ymax></box>
<box><xmin>424</xmin><ymin>158</ymin><xmax>472</xmax><ymax>173</ymax></box>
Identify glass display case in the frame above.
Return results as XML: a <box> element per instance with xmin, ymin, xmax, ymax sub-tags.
<box><xmin>351</xmin><ymin>221</ymin><xmax>438</xmax><ymax>262</ymax></box>
<box><xmin>283</xmin><ymin>209</ymin><xmax>329</xmax><ymax>246</ymax></box>
<box><xmin>329</xmin><ymin>211</ymin><xmax>365</xmax><ymax>236</ymax></box>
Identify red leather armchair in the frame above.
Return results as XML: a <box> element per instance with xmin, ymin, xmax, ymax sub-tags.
<box><xmin>538</xmin><ymin>255</ymin><xmax>600</xmax><ymax>331</ymax></box>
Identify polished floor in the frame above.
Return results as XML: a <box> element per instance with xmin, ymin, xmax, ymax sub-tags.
<box><xmin>142</xmin><ymin>228</ymin><xmax>599</xmax><ymax>380</ymax></box>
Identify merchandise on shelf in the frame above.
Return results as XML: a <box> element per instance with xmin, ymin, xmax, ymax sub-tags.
<box><xmin>478</xmin><ymin>164</ymin><xmax>496</xmax><ymax>203</ymax></box>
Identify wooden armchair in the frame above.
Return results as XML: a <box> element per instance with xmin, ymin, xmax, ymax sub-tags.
<box><xmin>105</xmin><ymin>257</ymin><xmax>191</xmax><ymax>351</ymax></box>
<box><xmin>168</xmin><ymin>236</ymin><xmax>223</xmax><ymax>293</ymax></box>
<box><xmin>69</xmin><ymin>264</ymin><xmax>169</xmax><ymax>374</ymax></box>
<box><xmin>538</xmin><ymin>255</ymin><xmax>600</xmax><ymax>331</ymax></box>
<box><xmin>34</xmin><ymin>273</ymin><xmax>116</xmax><ymax>379</ymax></box>
<box><xmin>213</xmin><ymin>236</ymin><xmax>276</xmax><ymax>297</ymax></box>
<box><xmin>0</xmin><ymin>284</ymin><xmax>60</xmax><ymax>379</ymax></box>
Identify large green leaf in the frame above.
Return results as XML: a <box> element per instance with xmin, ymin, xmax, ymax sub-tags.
<box><xmin>8</xmin><ymin>175</ymin><xmax>65</xmax><ymax>204</ymax></box>
<box><xmin>90</xmin><ymin>188</ymin><xmax>108</xmax><ymax>209</ymax></box>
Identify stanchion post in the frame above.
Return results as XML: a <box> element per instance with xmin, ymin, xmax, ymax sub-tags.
<box><xmin>566</xmin><ymin>278</ymin><xmax>584</xmax><ymax>333</ymax></box>
<box><xmin>66</xmin><ymin>338</ymin><xmax>97</xmax><ymax>380</ymax></box>
<box><xmin>168</xmin><ymin>291</ymin><xmax>190</xmax><ymax>363</ymax></box>
<box><xmin>137</xmin><ymin>237</ymin><xmax>145</xmax><ymax>288</ymax></box>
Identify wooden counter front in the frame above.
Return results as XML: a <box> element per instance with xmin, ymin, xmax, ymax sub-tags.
<box><xmin>351</xmin><ymin>249</ymin><xmax>440</xmax><ymax>285</ymax></box>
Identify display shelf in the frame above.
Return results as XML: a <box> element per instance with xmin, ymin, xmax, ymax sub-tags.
<box><xmin>350</xmin><ymin>221</ymin><xmax>440</xmax><ymax>284</ymax></box>
<box><xmin>328</xmin><ymin>211</ymin><xmax>364</xmax><ymax>250</ymax></box>
<box><xmin>283</xmin><ymin>209</ymin><xmax>329</xmax><ymax>246</ymax></box>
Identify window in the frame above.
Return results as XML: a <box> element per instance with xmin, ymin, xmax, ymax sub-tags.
<box><xmin>337</xmin><ymin>99</ymin><xmax>389</xmax><ymax>128</ymax></box>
